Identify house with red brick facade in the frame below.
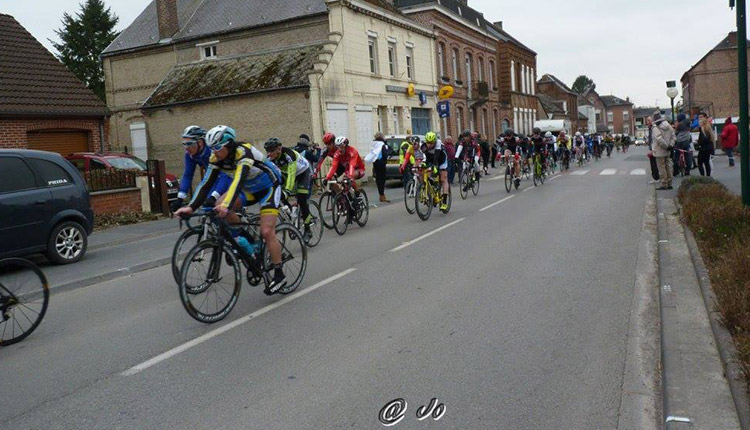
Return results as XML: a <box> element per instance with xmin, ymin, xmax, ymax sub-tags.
<box><xmin>536</xmin><ymin>74</ymin><xmax>579</xmax><ymax>132</ymax></box>
<box><xmin>495</xmin><ymin>24</ymin><xmax>538</xmax><ymax>136</ymax></box>
<box><xmin>600</xmin><ymin>95</ymin><xmax>634</xmax><ymax>135</ymax></box>
<box><xmin>0</xmin><ymin>14</ymin><xmax>109</xmax><ymax>156</ymax></box>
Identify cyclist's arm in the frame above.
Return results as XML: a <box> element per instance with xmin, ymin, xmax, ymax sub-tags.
<box><xmin>325</xmin><ymin>152</ymin><xmax>340</xmax><ymax>181</ymax></box>
<box><xmin>178</xmin><ymin>152</ymin><xmax>197</xmax><ymax>199</ymax></box>
<box><xmin>221</xmin><ymin>159</ymin><xmax>253</xmax><ymax>210</ymax></box>
<box><xmin>346</xmin><ymin>150</ymin><xmax>358</xmax><ymax>178</ymax></box>
<box><xmin>399</xmin><ymin>147</ymin><xmax>413</xmax><ymax>171</ymax></box>
<box><xmin>188</xmin><ymin>165</ymin><xmax>220</xmax><ymax>210</ymax></box>
<box><xmin>455</xmin><ymin>144</ymin><xmax>463</xmax><ymax>159</ymax></box>
<box><xmin>283</xmin><ymin>150</ymin><xmax>298</xmax><ymax>193</ymax></box>
<box><xmin>315</xmin><ymin>149</ymin><xmax>328</xmax><ymax>173</ymax></box>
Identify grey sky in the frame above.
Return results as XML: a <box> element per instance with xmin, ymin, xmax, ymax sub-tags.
<box><xmin>1</xmin><ymin>0</ymin><xmax>742</xmax><ymax>108</ymax></box>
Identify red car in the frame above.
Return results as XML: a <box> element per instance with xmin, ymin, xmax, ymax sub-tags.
<box><xmin>65</xmin><ymin>152</ymin><xmax>180</xmax><ymax>202</ymax></box>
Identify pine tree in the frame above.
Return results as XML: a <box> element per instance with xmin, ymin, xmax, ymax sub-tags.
<box><xmin>51</xmin><ymin>0</ymin><xmax>120</xmax><ymax>101</ymax></box>
<box><xmin>571</xmin><ymin>75</ymin><xmax>594</xmax><ymax>95</ymax></box>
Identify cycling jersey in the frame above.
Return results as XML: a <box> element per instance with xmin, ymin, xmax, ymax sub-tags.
<box><xmin>455</xmin><ymin>138</ymin><xmax>479</xmax><ymax>160</ymax></box>
<box><xmin>272</xmin><ymin>148</ymin><xmax>311</xmax><ymax>194</ymax></box>
<box><xmin>189</xmin><ymin>143</ymin><xmax>281</xmax><ymax>211</ymax></box>
<box><xmin>574</xmin><ymin>136</ymin><xmax>585</xmax><ymax>147</ymax></box>
<box><xmin>500</xmin><ymin>136</ymin><xmax>519</xmax><ymax>153</ymax></box>
<box><xmin>531</xmin><ymin>136</ymin><xmax>546</xmax><ymax>154</ymax></box>
<box><xmin>325</xmin><ymin>146</ymin><xmax>365</xmax><ymax>181</ymax></box>
<box><xmin>401</xmin><ymin>142</ymin><xmax>447</xmax><ymax>171</ymax></box>
<box><xmin>178</xmin><ymin>144</ymin><xmax>233</xmax><ymax>200</ymax></box>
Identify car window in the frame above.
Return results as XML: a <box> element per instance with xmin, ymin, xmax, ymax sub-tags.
<box><xmin>26</xmin><ymin>158</ymin><xmax>74</xmax><ymax>188</ymax></box>
<box><xmin>107</xmin><ymin>157</ymin><xmax>145</xmax><ymax>171</ymax></box>
<box><xmin>385</xmin><ymin>139</ymin><xmax>402</xmax><ymax>155</ymax></box>
<box><xmin>0</xmin><ymin>157</ymin><xmax>38</xmax><ymax>194</ymax></box>
<box><xmin>68</xmin><ymin>158</ymin><xmax>85</xmax><ymax>171</ymax></box>
<box><xmin>90</xmin><ymin>159</ymin><xmax>107</xmax><ymax>170</ymax></box>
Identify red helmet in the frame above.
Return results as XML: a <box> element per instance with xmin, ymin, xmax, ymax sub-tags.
<box><xmin>323</xmin><ymin>132</ymin><xmax>336</xmax><ymax>145</ymax></box>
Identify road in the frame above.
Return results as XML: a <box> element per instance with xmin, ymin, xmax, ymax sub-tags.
<box><xmin>0</xmin><ymin>149</ymin><xmax>661</xmax><ymax>429</ymax></box>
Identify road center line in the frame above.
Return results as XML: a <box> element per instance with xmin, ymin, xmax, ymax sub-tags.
<box><xmin>122</xmin><ymin>268</ymin><xmax>358</xmax><ymax>377</ymax></box>
<box><xmin>479</xmin><ymin>195</ymin><xmax>515</xmax><ymax>212</ymax></box>
<box><xmin>390</xmin><ymin>218</ymin><xmax>466</xmax><ymax>252</ymax></box>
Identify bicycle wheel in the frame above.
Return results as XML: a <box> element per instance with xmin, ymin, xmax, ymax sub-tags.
<box><xmin>172</xmin><ymin>228</ymin><xmax>203</xmax><ymax>285</ymax></box>
<box><xmin>270</xmin><ymin>223</ymin><xmax>307</xmax><ymax>295</ymax></box>
<box><xmin>0</xmin><ymin>258</ymin><xmax>49</xmax><ymax>346</ymax></box>
<box><xmin>318</xmin><ymin>191</ymin><xmax>335</xmax><ymax>230</ymax></box>
<box><xmin>304</xmin><ymin>200</ymin><xmax>324</xmax><ymax>248</ymax></box>
<box><xmin>471</xmin><ymin>173</ymin><xmax>479</xmax><ymax>196</ymax></box>
<box><xmin>332</xmin><ymin>193</ymin><xmax>349</xmax><ymax>236</ymax></box>
<box><xmin>404</xmin><ymin>178</ymin><xmax>416</xmax><ymax>215</ymax></box>
<box><xmin>533</xmin><ymin>169</ymin><xmax>538</xmax><ymax>186</ymax></box>
<box><xmin>355</xmin><ymin>190</ymin><xmax>369</xmax><ymax>227</ymax></box>
<box><xmin>523</xmin><ymin>163</ymin><xmax>531</xmax><ymax>180</ymax></box>
<box><xmin>504</xmin><ymin>166</ymin><xmax>512</xmax><ymax>193</ymax></box>
<box><xmin>459</xmin><ymin>171</ymin><xmax>469</xmax><ymax>200</ymax></box>
<box><xmin>179</xmin><ymin>240</ymin><xmax>241</xmax><ymax>324</ymax></box>
<box><xmin>415</xmin><ymin>181</ymin><xmax>432</xmax><ymax>221</ymax></box>
<box><xmin>441</xmin><ymin>188</ymin><xmax>452</xmax><ymax>214</ymax></box>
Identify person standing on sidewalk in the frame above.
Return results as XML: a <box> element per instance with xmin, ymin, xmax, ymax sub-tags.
<box><xmin>652</xmin><ymin>111</ymin><xmax>675</xmax><ymax>190</ymax></box>
<box><xmin>696</xmin><ymin>112</ymin><xmax>716</xmax><ymax>177</ymax></box>
<box><xmin>646</xmin><ymin>116</ymin><xmax>660</xmax><ymax>184</ymax></box>
<box><xmin>721</xmin><ymin>116</ymin><xmax>738</xmax><ymax>167</ymax></box>
<box><xmin>672</xmin><ymin>113</ymin><xmax>694</xmax><ymax>176</ymax></box>
<box><xmin>444</xmin><ymin>136</ymin><xmax>456</xmax><ymax>185</ymax></box>
<box><xmin>366</xmin><ymin>132</ymin><xmax>391</xmax><ymax>203</ymax></box>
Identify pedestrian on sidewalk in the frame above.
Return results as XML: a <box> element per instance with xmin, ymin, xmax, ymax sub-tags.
<box><xmin>672</xmin><ymin>113</ymin><xmax>694</xmax><ymax>175</ymax></box>
<box><xmin>479</xmin><ymin>134</ymin><xmax>490</xmax><ymax>175</ymax></box>
<box><xmin>696</xmin><ymin>112</ymin><xmax>716</xmax><ymax>177</ymax></box>
<box><xmin>721</xmin><ymin>116</ymin><xmax>738</xmax><ymax>167</ymax></box>
<box><xmin>646</xmin><ymin>116</ymin><xmax>660</xmax><ymax>184</ymax></box>
<box><xmin>444</xmin><ymin>136</ymin><xmax>456</xmax><ymax>184</ymax></box>
<box><xmin>366</xmin><ymin>132</ymin><xmax>391</xmax><ymax>202</ymax></box>
<box><xmin>652</xmin><ymin>111</ymin><xmax>675</xmax><ymax>190</ymax></box>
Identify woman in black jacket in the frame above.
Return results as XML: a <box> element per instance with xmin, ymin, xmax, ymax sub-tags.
<box><xmin>695</xmin><ymin>113</ymin><xmax>716</xmax><ymax>177</ymax></box>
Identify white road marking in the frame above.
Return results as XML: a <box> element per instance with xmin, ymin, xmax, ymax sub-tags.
<box><xmin>390</xmin><ymin>218</ymin><xmax>466</xmax><ymax>252</ymax></box>
<box><xmin>479</xmin><ymin>195</ymin><xmax>515</xmax><ymax>212</ymax></box>
<box><xmin>122</xmin><ymin>268</ymin><xmax>358</xmax><ymax>376</ymax></box>
<box><xmin>522</xmin><ymin>186</ymin><xmax>534</xmax><ymax>192</ymax></box>
<box><xmin>600</xmin><ymin>169</ymin><xmax>617</xmax><ymax>175</ymax></box>
<box><xmin>487</xmin><ymin>175</ymin><xmax>505</xmax><ymax>182</ymax></box>
<box><xmin>570</xmin><ymin>170</ymin><xmax>589</xmax><ymax>175</ymax></box>
<box><xmin>630</xmin><ymin>169</ymin><xmax>647</xmax><ymax>175</ymax></box>
<box><xmin>547</xmin><ymin>175</ymin><xmax>560</xmax><ymax>181</ymax></box>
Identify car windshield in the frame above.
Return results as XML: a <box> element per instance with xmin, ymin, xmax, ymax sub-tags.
<box><xmin>107</xmin><ymin>157</ymin><xmax>146</xmax><ymax>171</ymax></box>
<box><xmin>385</xmin><ymin>139</ymin><xmax>402</xmax><ymax>155</ymax></box>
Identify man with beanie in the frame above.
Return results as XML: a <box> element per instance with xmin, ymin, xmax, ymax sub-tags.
<box><xmin>672</xmin><ymin>113</ymin><xmax>694</xmax><ymax>175</ymax></box>
<box><xmin>652</xmin><ymin>111</ymin><xmax>676</xmax><ymax>190</ymax></box>
<box><xmin>721</xmin><ymin>117</ymin><xmax>739</xmax><ymax>167</ymax></box>
<box><xmin>646</xmin><ymin>117</ymin><xmax>660</xmax><ymax>183</ymax></box>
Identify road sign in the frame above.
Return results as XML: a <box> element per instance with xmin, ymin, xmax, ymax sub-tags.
<box><xmin>437</xmin><ymin>101</ymin><xmax>450</xmax><ymax>118</ymax></box>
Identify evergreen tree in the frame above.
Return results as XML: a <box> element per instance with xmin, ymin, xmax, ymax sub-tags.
<box><xmin>51</xmin><ymin>0</ymin><xmax>119</xmax><ymax>101</ymax></box>
<box><xmin>571</xmin><ymin>75</ymin><xmax>594</xmax><ymax>95</ymax></box>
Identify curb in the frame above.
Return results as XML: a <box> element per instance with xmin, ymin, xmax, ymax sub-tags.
<box><xmin>683</xmin><ymin>223</ymin><xmax>750</xmax><ymax>429</ymax></box>
<box><xmin>51</xmin><ymin>256</ymin><xmax>172</xmax><ymax>296</ymax></box>
<box><xmin>89</xmin><ymin>228</ymin><xmax>179</xmax><ymax>251</ymax></box>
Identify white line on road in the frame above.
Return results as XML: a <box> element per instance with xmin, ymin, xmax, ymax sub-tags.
<box><xmin>522</xmin><ymin>186</ymin><xmax>534</xmax><ymax>192</ymax></box>
<box><xmin>122</xmin><ymin>268</ymin><xmax>358</xmax><ymax>377</ymax></box>
<box><xmin>547</xmin><ymin>175</ymin><xmax>560</xmax><ymax>181</ymax></box>
<box><xmin>570</xmin><ymin>170</ymin><xmax>589</xmax><ymax>175</ymax></box>
<box><xmin>390</xmin><ymin>218</ymin><xmax>465</xmax><ymax>252</ymax></box>
<box><xmin>600</xmin><ymin>169</ymin><xmax>617</xmax><ymax>175</ymax></box>
<box><xmin>630</xmin><ymin>169</ymin><xmax>647</xmax><ymax>175</ymax></box>
<box><xmin>487</xmin><ymin>175</ymin><xmax>504</xmax><ymax>182</ymax></box>
<box><xmin>479</xmin><ymin>195</ymin><xmax>515</xmax><ymax>212</ymax></box>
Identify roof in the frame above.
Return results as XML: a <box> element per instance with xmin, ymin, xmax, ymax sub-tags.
<box><xmin>633</xmin><ymin>107</ymin><xmax>658</xmax><ymax>118</ymax></box>
<box><xmin>578</xmin><ymin>112</ymin><xmax>588</xmax><ymax>120</ymax></box>
<box><xmin>681</xmin><ymin>32</ymin><xmax>750</xmax><ymax>81</ymax></box>
<box><xmin>0</xmin><ymin>14</ymin><xmax>108</xmax><ymax>117</ymax></box>
<box><xmin>143</xmin><ymin>43</ymin><xmax>324</xmax><ymax>109</ymax></box>
<box><xmin>102</xmin><ymin>0</ymin><xmax>328</xmax><ymax>56</ymax></box>
<box><xmin>538</xmin><ymin>74</ymin><xmax>576</xmax><ymax>95</ymax></box>
<box><xmin>600</xmin><ymin>95</ymin><xmax>632</xmax><ymax>107</ymax></box>
<box><xmin>537</xmin><ymin>93</ymin><xmax>565</xmax><ymax>114</ymax></box>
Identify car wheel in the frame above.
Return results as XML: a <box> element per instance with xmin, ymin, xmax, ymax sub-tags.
<box><xmin>46</xmin><ymin>221</ymin><xmax>88</xmax><ymax>264</ymax></box>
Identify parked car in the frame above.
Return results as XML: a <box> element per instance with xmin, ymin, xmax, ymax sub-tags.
<box><xmin>384</xmin><ymin>135</ymin><xmax>425</xmax><ymax>182</ymax></box>
<box><xmin>0</xmin><ymin>149</ymin><xmax>94</xmax><ymax>264</ymax></box>
<box><xmin>65</xmin><ymin>152</ymin><xmax>180</xmax><ymax>202</ymax></box>
<box><xmin>634</xmin><ymin>138</ymin><xmax>645</xmax><ymax>146</ymax></box>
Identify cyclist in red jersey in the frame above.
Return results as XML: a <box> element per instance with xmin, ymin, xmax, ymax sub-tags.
<box><xmin>314</xmin><ymin>132</ymin><xmax>337</xmax><ymax>176</ymax></box>
<box><xmin>325</xmin><ymin>137</ymin><xmax>365</xmax><ymax>192</ymax></box>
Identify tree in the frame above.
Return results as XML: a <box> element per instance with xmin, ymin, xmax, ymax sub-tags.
<box><xmin>51</xmin><ymin>0</ymin><xmax>120</xmax><ymax>101</ymax></box>
<box><xmin>571</xmin><ymin>75</ymin><xmax>594</xmax><ymax>94</ymax></box>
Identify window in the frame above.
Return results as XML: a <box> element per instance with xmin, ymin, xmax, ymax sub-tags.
<box><xmin>465</xmin><ymin>53</ymin><xmax>472</xmax><ymax>88</ymax></box>
<box><xmin>623</xmin><ymin>110</ymin><xmax>630</xmax><ymax>121</ymax></box>
<box><xmin>26</xmin><ymin>159</ymin><xmax>73</xmax><ymax>188</ymax></box>
<box><xmin>68</xmin><ymin>158</ymin><xmax>85</xmax><ymax>171</ymax></box>
<box><xmin>387</xmin><ymin>42</ymin><xmax>397</xmax><ymax>77</ymax></box>
<box><xmin>438</xmin><ymin>43</ymin><xmax>445</xmax><ymax>77</ymax></box>
<box><xmin>405</xmin><ymin>47</ymin><xmax>414</xmax><ymax>80</ymax></box>
<box><xmin>199</xmin><ymin>45</ymin><xmax>217</xmax><ymax>60</ymax></box>
<box><xmin>510</xmin><ymin>61</ymin><xmax>516</xmax><ymax>91</ymax></box>
<box><xmin>477</xmin><ymin>58</ymin><xmax>484</xmax><ymax>83</ymax></box>
<box><xmin>91</xmin><ymin>159</ymin><xmax>107</xmax><ymax>170</ymax></box>
<box><xmin>368</xmin><ymin>37</ymin><xmax>379</xmax><ymax>74</ymax></box>
<box><xmin>0</xmin><ymin>157</ymin><xmax>37</xmax><ymax>193</ymax></box>
<box><xmin>489</xmin><ymin>60</ymin><xmax>495</xmax><ymax>89</ymax></box>
<box><xmin>482</xmin><ymin>109</ymin><xmax>488</xmax><ymax>135</ymax></box>
<box><xmin>452</xmin><ymin>48</ymin><xmax>459</xmax><ymax>80</ymax></box>
<box><xmin>607</xmin><ymin>111</ymin><xmax>614</xmax><ymax>123</ymax></box>
<box><xmin>457</xmin><ymin>106</ymin><xmax>464</xmax><ymax>132</ymax></box>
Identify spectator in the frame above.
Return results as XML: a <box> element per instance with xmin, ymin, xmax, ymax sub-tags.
<box><xmin>652</xmin><ymin>111</ymin><xmax>675</xmax><ymax>190</ymax></box>
<box><xmin>478</xmin><ymin>133</ymin><xmax>490</xmax><ymax>175</ymax></box>
<box><xmin>366</xmin><ymin>132</ymin><xmax>391</xmax><ymax>202</ymax></box>
<box><xmin>490</xmin><ymin>138</ymin><xmax>499</xmax><ymax>169</ymax></box>
<box><xmin>646</xmin><ymin>116</ymin><xmax>660</xmax><ymax>184</ymax></box>
<box><xmin>721</xmin><ymin>116</ymin><xmax>738</xmax><ymax>167</ymax></box>
<box><xmin>672</xmin><ymin>113</ymin><xmax>694</xmax><ymax>176</ymax></box>
<box><xmin>696</xmin><ymin>112</ymin><xmax>716</xmax><ymax>177</ymax></box>
<box><xmin>444</xmin><ymin>136</ymin><xmax>456</xmax><ymax>185</ymax></box>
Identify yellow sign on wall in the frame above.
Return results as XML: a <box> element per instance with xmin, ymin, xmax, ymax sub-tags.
<box><xmin>406</xmin><ymin>83</ymin><xmax>416</xmax><ymax>97</ymax></box>
<box><xmin>438</xmin><ymin>85</ymin><xmax>454</xmax><ymax>100</ymax></box>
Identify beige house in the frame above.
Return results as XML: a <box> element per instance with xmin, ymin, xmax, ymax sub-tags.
<box><xmin>102</xmin><ymin>0</ymin><xmax>438</xmax><ymax>176</ymax></box>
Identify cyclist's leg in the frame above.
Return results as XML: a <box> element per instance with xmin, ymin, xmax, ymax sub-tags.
<box><xmin>256</xmin><ymin>186</ymin><xmax>286</xmax><ymax>292</ymax></box>
<box><xmin>296</xmin><ymin>170</ymin><xmax>312</xmax><ymax>226</ymax></box>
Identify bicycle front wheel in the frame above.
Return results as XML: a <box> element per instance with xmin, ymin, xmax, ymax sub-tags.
<box><xmin>471</xmin><ymin>174</ymin><xmax>480</xmax><ymax>196</ymax></box>
<box><xmin>332</xmin><ymin>193</ymin><xmax>349</xmax><ymax>236</ymax></box>
<box><xmin>404</xmin><ymin>179</ymin><xmax>416</xmax><ymax>214</ymax></box>
<box><xmin>179</xmin><ymin>240</ymin><xmax>241</xmax><ymax>324</ymax></box>
<box><xmin>318</xmin><ymin>191</ymin><xmax>335</xmax><ymax>230</ymax></box>
<box><xmin>504</xmin><ymin>166</ymin><xmax>512</xmax><ymax>193</ymax></box>
<box><xmin>0</xmin><ymin>258</ymin><xmax>49</xmax><ymax>346</ymax></box>
<box><xmin>172</xmin><ymin>228</ymin><xmax>204</xmax><ymax>285</ymax></box>
<box><xmin>355</xmin><ymin>190</ymin><xmax>369</xmax><ymax>227</ymax></box>
<box><xmin>459</xmin><ymin>171</ymin><xmax>469</xmax><ymax>199</ymax></box>
<box><xmin>415</xmin><ymin>181</ymin><xmax>433</xmax><ymax>221</ymax></box>
<box><xmin>304</xmin><ymin>200</ymin><xmax>324</xmax><ymax>248</ymax></box>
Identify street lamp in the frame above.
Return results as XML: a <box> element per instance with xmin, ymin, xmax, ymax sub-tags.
<box><xmin>666</xmin><ymin>87</ymin><xmax>679</xmax><ymax>123</ymax></box>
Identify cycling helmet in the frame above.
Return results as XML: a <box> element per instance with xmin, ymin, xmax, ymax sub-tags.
<box><xmin>545</xmin><ymin>131</ymin><xmax>552</xmax><ymax>137</ymax></box>
<box><xmin>206</xmin><ymin>125</ymin><xmax>236</xmax><ymax>151</ymax></box>
<box><xmin>425</xmin><ymin>131</ymin><xmax>437</xmax><ymax>143</ymax></box>
<box><xmin>182</xmin><ymin>125</ymin><xmax>206</xmax><ymax>140</ymax></box>
<box><xmin>264</xmin><ymin>137</ymin><xmax>282</xmax><ymax>152</ymax></box>
<box><xmin>575</xmin><ymin>131</ymin><xmax>582</xmax><ymax>137</ymax></box>
<box><xmin>323</xmin><ymin>132</ymin><xmax>336</xmax><ymax>145</ymax></box>
<box><xmin>334</xmin><ymin>136</ymin><xmax>349</xmax><ymax>148</ymax></box>
<box><xmin>461</xmin><ymin>129</ymin><xmax>472</xmax><ymax>138</ymax></box>
<box><xmin>532</xmin><ymin>127</ymin><xmax>541</xmax><ymax>135</ymax></box>
<box><xmin>409</xmin><ymin>135</ymin><xmax>420</xmax><ymax>144</ymax></box>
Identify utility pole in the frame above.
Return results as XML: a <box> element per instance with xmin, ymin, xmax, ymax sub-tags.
<box><xmin>736</xmin><ymin>0</ymin><xmax>750</xmax><ymax>205</ymax></box>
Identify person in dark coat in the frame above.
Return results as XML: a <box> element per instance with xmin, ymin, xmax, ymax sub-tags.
<box><xmin>696</xmin><ymin>112</ymin><xmax>716</xmax><ymax>177</ymax></box>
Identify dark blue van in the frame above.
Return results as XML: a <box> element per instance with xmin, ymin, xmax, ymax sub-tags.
<box><xmin>0</xmin><ymin>149</ymin><xmax>94</xmax><ymax>264</ymax></box>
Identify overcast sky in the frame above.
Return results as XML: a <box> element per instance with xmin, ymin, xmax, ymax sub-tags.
<box><xmin>1</xmin><ymin>0</ymin><xmax>741</xmax><ymax>108</ymax></box>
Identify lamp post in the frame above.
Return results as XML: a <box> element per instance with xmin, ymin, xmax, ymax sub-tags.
<box><xmin>666</xmin><ymin>87</ymin><xmax>679</xmax><ymax>123</ymax></box>
<box><xmin>732</xmin><ymin>0</ymin><xmax>750</xmax><ymax>206</ymax></box>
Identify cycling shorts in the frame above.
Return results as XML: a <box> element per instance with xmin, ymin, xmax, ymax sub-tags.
<box><xmin>242</xmin><ymin>185</ymin><xmax>281</xmax><ymax>216</ymax></box>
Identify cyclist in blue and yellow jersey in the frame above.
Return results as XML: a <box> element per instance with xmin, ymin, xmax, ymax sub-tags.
<box><xmin>174</xmin><ymin>126</ymin><xmax>288</xmax><ymax>295</ymax></box>
<box><xmin>400</xmin><ymin>131</ymin><xmax>449</xmax><ymax>211</ymax></box>
<box><xmin>264</xmin><ymin>137</ymin><xmax>314</xmax><ymax>242</ymax></box>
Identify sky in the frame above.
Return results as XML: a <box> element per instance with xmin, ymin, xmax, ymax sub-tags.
<box><xmin>0</xmin><ymin>0</ymin><xmax>742</xmax><ymax>108</ymax></box>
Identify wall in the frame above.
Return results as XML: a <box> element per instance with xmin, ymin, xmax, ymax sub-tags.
<box><xmin>685</xmin><ymin>48</ymin><xmax>750</xmax><ymax>118</ymax></box>
<box><xmin>0</xmin><ymin>117</ymin><xmax>108</xmax><ymax>151</ymax></box>
<box><xmin>90</xmin><ymin>188</ymin><xmax>142</xmax><ymax>215</ymax></box>
<box><xmin>537</xmin><ymin>80</ymin><xmax>578</xmax><ymax>131</ymax></box>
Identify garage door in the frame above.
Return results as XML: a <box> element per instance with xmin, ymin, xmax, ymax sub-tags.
<box><xmin>27</xmin><ymin>130</ymin><xmax>88</xmax><ymax>156</ymax></box>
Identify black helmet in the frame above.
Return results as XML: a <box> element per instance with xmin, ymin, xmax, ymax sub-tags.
<box><xmin>264</xmin><ymin>137</ymin><xmax>282</xmax><ymax>152</ymax></box>
<box><xmin>504</xmin><ymin>128</ymin><xmax>514</xmax><ymax>137</ymax></box>
<box><xmin>182</xmin><ymin>125</ymin><xmax>206</xmax><ymax>140</ymax></box>
<box><xmin>533</xmin><ymin>127</ymin><xmax>541</xmax><ymax>135</ymax></box>
<box><xmin>409</xmin><ymin>135</ymin><xmax>420</xmax><ymax>144</ymax></box>
<box><xmin>461</xmin><ymin>129</ymin><xmax>472</xmax><ymax>138</ymax></box>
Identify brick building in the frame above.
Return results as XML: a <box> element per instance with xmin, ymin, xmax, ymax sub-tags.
<box><xmin>496</xmin><ymin>25</ymin><xmax>538</xmax><ymax>136</ymax></box>
<box><xmin>0</xmin><ymin>14</ymin><xmax>109</xmax><ymax>155</ymax></box>
<box><xmin>681</xmin><ymin>31</ymin><xmax>750</xmax><ymax>119</ymax></box>
<box><xmin>600</xmin><ymin>95</ymin><xmax>635</xmax><ymax>135</ymax></box>
<box><xmin>537</xmin><ymin>74</ymin><xmax>578</xmax><ymax>132</ymax></box>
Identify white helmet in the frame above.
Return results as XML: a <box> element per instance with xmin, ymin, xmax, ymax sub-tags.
<box><xmin>545</xmin><ymin>131</ymin><xmax>552</xmax><ymax>138</ymax></box>
<box><xmin>575</xmin><ymin>131</ymin><xmax>582</xmax><ymax>137</ymax></box>
<box><xmin>334</xmin><ymin>136</ymin><xmax>349</xmax><ymax>148</ymax></box>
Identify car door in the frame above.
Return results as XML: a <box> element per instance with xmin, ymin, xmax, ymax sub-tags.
<box><xmin>0</xmin><ymin>156</ymin><xmax>51</xmax><ymax>256</ymax></box>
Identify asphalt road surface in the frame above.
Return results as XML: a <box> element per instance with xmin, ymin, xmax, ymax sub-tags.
<box><xmin>0</xmin><ymin>149</ymin><xmax>659</xmax><ymax>429</ymax></box>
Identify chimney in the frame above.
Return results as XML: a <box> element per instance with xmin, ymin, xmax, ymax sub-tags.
<box><xmin>156</xmin><ymin>0</ymin><xmax>179</xmax><ymax>41</ymax></box>
<box><xmin>493</xmin><ymin>21</ymin><xmax>503</xmax><ymax>30</ymax></box>
<box><xmin>728</xmin><ymin>31</ymin><xmax>738</xmax><ymax>47</ymax></box>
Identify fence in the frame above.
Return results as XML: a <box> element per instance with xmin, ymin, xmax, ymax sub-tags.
<box><xmin>83</xmin><ymin>169</ymin><xmax>137</xmax><ymax>192</ymax></box>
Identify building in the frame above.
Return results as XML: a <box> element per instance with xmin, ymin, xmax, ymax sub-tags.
<box><xmin>681</xmin><ymin>31</ymin><xmax>750</xmax><ymax>119</ymax></box>
<box><xmin>537</xmin><ymin>93</ymin><xmax>566</xmax><ymax>120</ymax></box>
<box><xmin>633</xmin><ymin>106</ymin><xmax>659</xmax><ymax>139</ymax></box>
<box><xmin>102</xmin><ymin>0</ymin><xmax>438</xmax><ymax>175</ymax></box>
<box><xmin>0</xmin><ymin>14</ymin><xmax>109</xmax><ymax>155</ymax></box>
<box><xmin>599</xmin><ymin>95</ymin><xmax>634</xmax><ymax>135</ymax></box>
<box><xmin>496</xmin><ymin>24</ymin><xmax>538</xmax><ymax>137</ymax></box>
<box><xmin>536</xmin><ymin>74</ymin><xmax>578</xmax><ymax>132</ymax></box>
<box><xmin>577</xmin><ymin>104</ymin><xmax>596</xmax><ymax>134</ymax></box>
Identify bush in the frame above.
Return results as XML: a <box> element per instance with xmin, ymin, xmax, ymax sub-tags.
<box><xmin>677</xmin><ymin>176</ymin><xmax>726</xmax><ymax>202</ymax></box>
<box><xmin>94</xmin><ymin>211</ymin><xmax>160</xmax><ymax>231</ymax></box>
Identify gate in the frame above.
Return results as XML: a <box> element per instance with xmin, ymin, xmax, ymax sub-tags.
<box><xmin>147</xmin><ymin>159</ymin><xmax>169</xmax><ymax>215</ymax></box>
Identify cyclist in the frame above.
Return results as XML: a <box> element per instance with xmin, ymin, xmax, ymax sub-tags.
<box><xmin>455</xmin><ymin>130</ymin><xmax>481</xmax><ymax>187</ymax></box>
<box><xmin>604</xmin><ymin>132</ymin><xmax>614</xmax><ymax>157</ymax></box>
<box><xmin>557</xmin><ymin>131</ymin><xmax>572</xmax><ymax>168</ymax></box>
<box><xmin>171</xmin><ymin>126</ymin><xmax>235</xmax><ymax>212</ymax></box>
<box><xmin>400</xmin><ymin>135</ymin><xmax>420</xmax><ymax>184</ymax></box>
<box><xmin>399</xmin><ymin>131</ymin><xmax>449</xmax><ymax>211</ymax></box>
<box><xmin>544</xmin><ymin>131</ymin><xmax>557</xmax><ymax>164</ymax></box>
<box><xmin>592</xmin><ymin>133</ymin><xmax>601</xmax><ymax>159</ymax></box>
<box><xmin>313</xmin><ymin>132</ymin><xmax>338</xmax><ymax>178</ymax></box>
<box><xmin>499</xmin><ymin>129</ymin><xmax>521</xmax><ymax>186</ymax></box>
<box><xmin>324</xmin><ymin>136</ymin><xmax>365</xmax><ymax>193</ymax></box>
<box><xmin>264</xmin><ymin>138</ymin><xmax>314</xmax><ymax>242</ymax></box>
<box><xmin>530</xmin><ymin>128</ymin><xmax>547</xmax><ymax>174</ymax></box>
<box><xmin>174</xmin><ymin>126</ymin><xmax>288</xmax><ymax>295</ymax></box>
<box><xmin>573</xmin><ymin>132</ymin><xmax>586</xmax><ymax>163</ymax></box>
